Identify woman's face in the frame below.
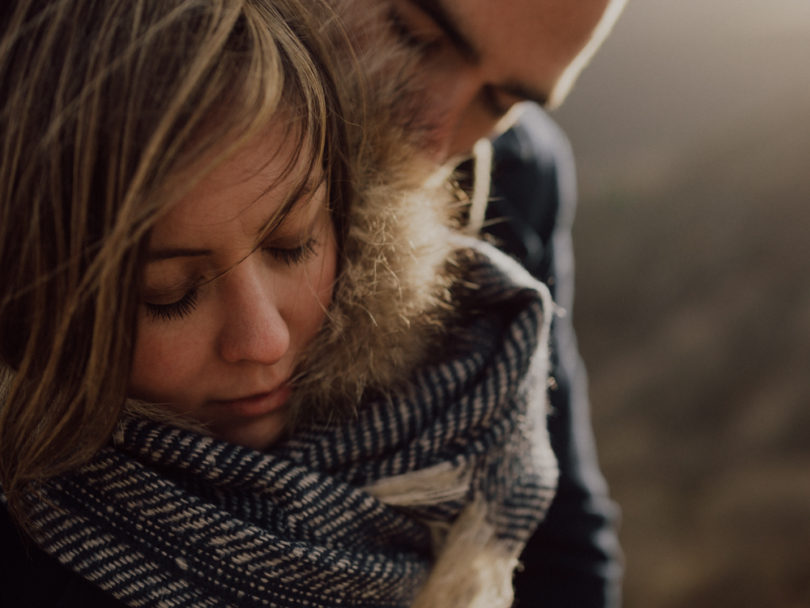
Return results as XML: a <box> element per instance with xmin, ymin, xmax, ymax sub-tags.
<box><xmin>129</xmin><ymin>130</ymin><xmax>337</xmax><ymax>450</ymax></box>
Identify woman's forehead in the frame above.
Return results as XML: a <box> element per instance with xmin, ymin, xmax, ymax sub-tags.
<box><xmin>149</xmin><ymin>130</ymin><xmax>324</xmax><ymax>248</ymax></box>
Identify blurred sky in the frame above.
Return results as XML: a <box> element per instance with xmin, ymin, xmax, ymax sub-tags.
<box><xmin>548</xmin><ymin>1</ymin><xmax>810</xmax><ymax>606</ymax></box>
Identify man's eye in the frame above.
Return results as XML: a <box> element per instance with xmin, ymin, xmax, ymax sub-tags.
<box><xmin>266</xmin><ymin>238</ymin><xmax>318</xmax><ymax>266</ymax></box>
<box><xmin>386</xmin><ymin>9</ymin><xmax>440</xmax><ymax>56</ymax></box>
<box><xmin>144</xmin><ymin>288</ymin><xmax>199</xmax><ymax>321</ymax></box>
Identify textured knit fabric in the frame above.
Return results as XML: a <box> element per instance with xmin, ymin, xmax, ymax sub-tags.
<box><xmin>16</xmin><ymin>244</ymin><xmax>557</xmax><ymax>608</ymax></box>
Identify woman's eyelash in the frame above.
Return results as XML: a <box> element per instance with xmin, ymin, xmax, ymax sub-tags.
<box><xmin>145</xmin><ymin>288</ymin><xmax>199</xmax><ymax>321</ymax></box>
<box><xmin>266</xmin><ymin>238</ymin><xmax>318</xmax><ymax>266</ymax></box>
<box><xmin>143</xmin><ymin>240</ymin><xmax>317</xmax><ymax>320</ymax></box>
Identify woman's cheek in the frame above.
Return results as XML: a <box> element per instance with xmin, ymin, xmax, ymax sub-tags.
<box><xmin>128</xmin><ymin>317</ymin><xmax>209</xmax><ymax>405</ymax></box>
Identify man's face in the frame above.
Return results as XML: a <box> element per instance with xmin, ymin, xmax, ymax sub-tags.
<box><xmin>383</xmin><ymin>0</ymin><xmax>625</xmax><ymax>160</ymax></box>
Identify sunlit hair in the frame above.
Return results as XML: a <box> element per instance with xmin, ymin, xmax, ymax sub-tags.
<box><xmin>0</xmin><ymin>0</ymin><xmax>351</xmax><ymax>525</ymax></box>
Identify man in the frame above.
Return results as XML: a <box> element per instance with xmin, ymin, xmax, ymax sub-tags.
<box><xmin>362</xmin><ymin>1</ymin><xmax>627</xmax><ymax>605</ymax></box>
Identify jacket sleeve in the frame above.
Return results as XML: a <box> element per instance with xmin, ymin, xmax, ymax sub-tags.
<box><xmin>484</xmin><ymin>104</ymin><xmax>623</xmax><ymax>607</ymax></box>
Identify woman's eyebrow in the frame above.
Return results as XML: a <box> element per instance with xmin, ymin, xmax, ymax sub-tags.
<box><xmin>146</xmin><ymin>248</ymin><xmax>213</xmax><ymax>261</ymax></box>
<box><xmin>288</xmin><ymin>175</ymin><xmax>323</xmax><ymax>202</ymax></box>
<box><xmin>242</xmin><ymin>175</ymin><xmax>323</xmax><ymax>247</ymax></box>
<box><xmin>147</xmin><ymin>176</ymin><xmax>324</xmax><ymax>260</ymax></box>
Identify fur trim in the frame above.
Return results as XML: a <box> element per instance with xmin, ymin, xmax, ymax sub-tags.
<box><xmin>286</xmin><ymin>178</ymin><xmax>458</xmax><ymax>420</ymax></box>
<box><xmin>286</xmin><ymin>1</ymin><xmax>464</xmax><ymax>422</ymax></box>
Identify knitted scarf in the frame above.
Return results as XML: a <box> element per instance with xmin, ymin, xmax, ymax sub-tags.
<box><xmin>21</xmin><ymin>246</ymin><xmax>557</xmax><ymax>608</ymax></box>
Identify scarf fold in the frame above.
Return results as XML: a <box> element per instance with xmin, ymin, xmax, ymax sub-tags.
<box><xmin>23</xmin><ymin>244</ymin><xmax>557</xmax><ymax>608</ymax></box>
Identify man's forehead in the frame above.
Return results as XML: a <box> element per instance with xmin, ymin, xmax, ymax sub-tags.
<box><xmin>430</xmin><ymin>0</ymin><xmax>614</xmax><ymax>48</ymax></box>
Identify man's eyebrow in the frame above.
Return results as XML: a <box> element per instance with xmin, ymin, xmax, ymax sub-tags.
<box><xmin>407</xmin><ymin>0</ymin><xmax>480</xmax><ymax>62</ymax></box>
<box><xmin>147</xmin><ymin>248</ymin><xmax>213</xmax><ymax>262</ymax></box>
<box><xmin>405</xmin><ymin>1</ymin><xmax>551</xmax><ymax>109</ymax></box>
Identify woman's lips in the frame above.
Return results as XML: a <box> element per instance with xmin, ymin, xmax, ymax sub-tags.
<box><xmin>211</xmin><ymin>384</ymin><xmax>292</xmax><ymax>418</ymax></box>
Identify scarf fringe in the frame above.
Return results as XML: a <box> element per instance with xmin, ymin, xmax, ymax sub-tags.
<box><xmin>412</xmin><ymin>500</ymin><xmax>519</xmax><ymax>608</ymax></box>
<box><xmin>363</xmin><ymin>461</ymin><xmax>472</xmax><ymax>507</ymax></box>
<box><xmin>364</xmin><ymin>462</ymin><xmax>526</xmax><ymax>608</ymax></box>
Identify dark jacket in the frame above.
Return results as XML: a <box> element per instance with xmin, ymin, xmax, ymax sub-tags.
<box><xmin>487</xmin><ymin>105</ymin><xmax>623</xmax><ymax>608</ymax></box>
<box><xmin>1</xmin><ymin>504</ymin><xmax>121</xmax><ymax>607</ymax></box>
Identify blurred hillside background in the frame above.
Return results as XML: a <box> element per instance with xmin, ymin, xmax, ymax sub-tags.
<box><xmin>550</xmin><ymin>0</ymin><xmax>810</xmax><ymax>606</ymax></box>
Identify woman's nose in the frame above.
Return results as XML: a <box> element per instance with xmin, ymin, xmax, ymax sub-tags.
<box><xmin>217</xmin><ymin>262</ymin><xmax>290</xmax><ymax>365</ymax></box>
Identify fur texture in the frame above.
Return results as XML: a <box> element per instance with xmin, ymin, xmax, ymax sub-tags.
<box><xmin>285</xmin><ymin>0</ymin><xmax>465</xmax><ymax>422</ymax></box>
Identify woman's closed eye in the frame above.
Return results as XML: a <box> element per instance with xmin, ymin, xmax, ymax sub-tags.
<box><xmin>265</xmin><ymin>237</ymin><xmax>318</xmax><ymax>267</ymax></box>
<box><xmin>142</xmin><ymin>237</ymin><xmax>320</xmax><ymax>322</ymax></box>
<box><xmin>145</xmin><ymin>287</ymin><xmax>200</xmax><ymax>321</ymax></box>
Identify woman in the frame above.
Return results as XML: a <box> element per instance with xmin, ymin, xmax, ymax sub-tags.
<box><xmin>0</xmin><ymin>1</ymin><xmax>557</xmax><ymax>606</ymax></box>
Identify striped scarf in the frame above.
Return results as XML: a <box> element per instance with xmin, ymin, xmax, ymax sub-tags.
<box><xmin>22</xmin><ymin>246</ymin><xmax>558</xmax><ymax>608</ymax></box>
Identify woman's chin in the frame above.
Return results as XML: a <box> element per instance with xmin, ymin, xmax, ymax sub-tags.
<box><xmin>213</xmin><ymin>412</ymin><xmax>288</xmax><ymax>451</ymax></box>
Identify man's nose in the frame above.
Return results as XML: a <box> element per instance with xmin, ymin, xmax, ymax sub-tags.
<box><xmin>425</xmin><ymin>69</ymin><xmax>503</xmax><ymax>160</ymax></box>
<box><xmin>217</xmin><ymin>262</ymin><xmax>290</xmax><ymax>366</ymax></box>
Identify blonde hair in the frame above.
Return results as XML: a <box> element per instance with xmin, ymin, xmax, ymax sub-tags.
<box><xmin>0</xmin><ymin>0</ymin><xmax>351</xmax><ymax>524</ymax></box>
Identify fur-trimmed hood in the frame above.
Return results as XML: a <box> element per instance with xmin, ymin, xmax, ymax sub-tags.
<box><xmin>285</xmin><ymin>1</ymin><xmax>464</xmax><ymax>423</ymax></box>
